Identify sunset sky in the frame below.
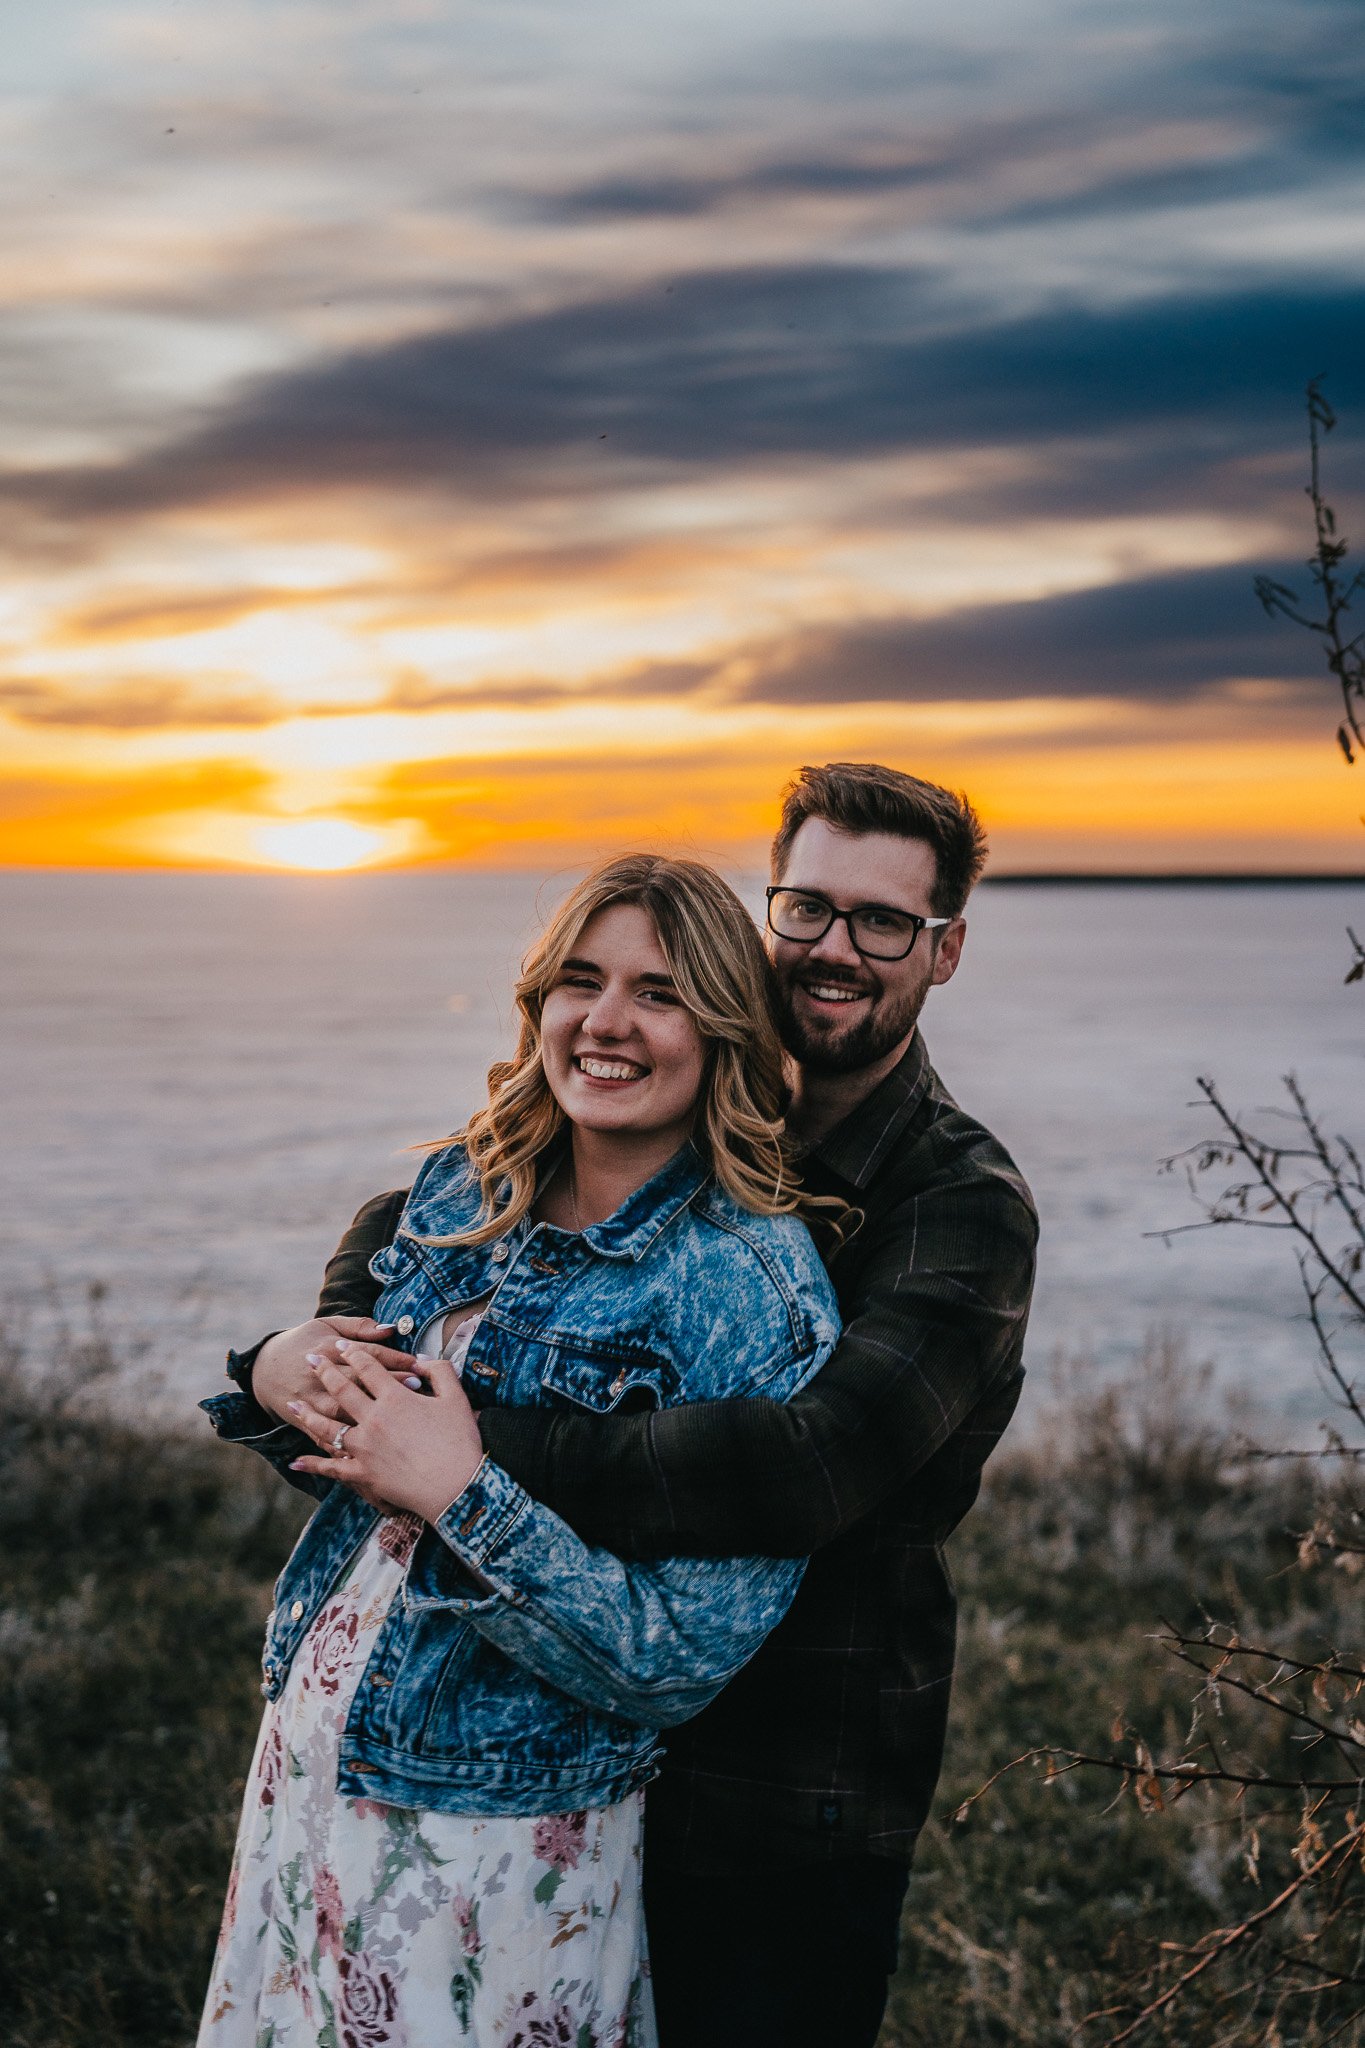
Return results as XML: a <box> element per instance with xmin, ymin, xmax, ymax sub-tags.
<box><xmin>3</xmin><ymin>0</ymin><xmax>1364</xmax><ymax>873</ymax></box>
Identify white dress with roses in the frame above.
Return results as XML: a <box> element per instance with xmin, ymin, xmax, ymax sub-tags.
<box><xmin>196</xmin><ymin>1508</ymin><xmax>656</xmax><ymax>2048</ymax></box>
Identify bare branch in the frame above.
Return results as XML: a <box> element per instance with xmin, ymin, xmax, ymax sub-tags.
<box><xmin>1090</xmin><ymin>1822</ymin><xmax>1365</xmax><ymax>2046</ymax></box>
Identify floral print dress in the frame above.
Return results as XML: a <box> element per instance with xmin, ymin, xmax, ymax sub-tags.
<box><xmin>198</xmin><ymin>1507</ymin><xmax>655</xmax><ymax>2048</ymax></box>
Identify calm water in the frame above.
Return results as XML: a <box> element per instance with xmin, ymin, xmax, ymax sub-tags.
<box><xmin>2</xmin><ymin>869</ymin><xmax>1362</xmax><ymax>1428</ymax></box>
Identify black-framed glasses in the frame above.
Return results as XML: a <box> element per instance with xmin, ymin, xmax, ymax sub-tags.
<box><xmin>765</xmin><ymin>886</ymin><xmax>953</xmax><ymax>961</ymax></box>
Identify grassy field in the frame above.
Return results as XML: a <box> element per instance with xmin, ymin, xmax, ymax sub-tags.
<box><xmin>1</xmin><ymin>1319</ymin><xmax>1358</xmax><ymax>2046</ymax></box>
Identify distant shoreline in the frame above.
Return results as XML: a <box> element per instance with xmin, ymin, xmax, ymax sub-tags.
<box><xmin>984</xmin><ymin>872</ymin><xmax>1365</xmax><ymax>887</ymax></box>
<box><xmin>1</xmin><ymin>865</ymin><xmax>1363</xmax><ymax>888</ymax></box>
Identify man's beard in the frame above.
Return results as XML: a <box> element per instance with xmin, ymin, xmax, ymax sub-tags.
<box><xmin>771</xmin><ymin>964</ymin><xmax>930</xmax><ymax>1076</ymax></box>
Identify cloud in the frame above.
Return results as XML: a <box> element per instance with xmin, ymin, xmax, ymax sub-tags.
<box><xmin>0</xmin><ymin>677</ymin><xmax>285</xmax><ymax>730</ymax></box>
<box><xmin>381</xmin><ymin>657</ymin><xmax>713</xmax><ymax>715</ymax></box>
<box><xmin>58</xmin><ymin>586</ymin><xmax>335</xmax><ymax>643</ymax></box>
<box><xmin>15</xmin><ymin>266</ymin><xmax>1365</xmax><ymax>537</ymax></box>
<box><xmin>0</xmin><ymin>756</ymin><xmax>272</xmax><ymax>863</ymax></box>
<box><xmin>736</xmin><ymin>561</ymin><xmax>1331</xmax><ymax>707</ymax></box>
<box><xmin>506</xmin><ymin>154</ymin><xmax>950</xmax><ymax>224</ymax></box>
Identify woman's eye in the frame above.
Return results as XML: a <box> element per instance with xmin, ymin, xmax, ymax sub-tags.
<box><xmin>640</xmin><ymin>988</ymin><xmax>679</xmax><ymax>1005</ymax></box>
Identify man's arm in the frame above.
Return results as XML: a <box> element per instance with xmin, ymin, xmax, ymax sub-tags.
<box><xmin>314</xmin><ymin>1164</ymin><xmax>1038</xmax><ymax>1562</ymax></box>
<box><xmin>315</xmin><ymin>1188</ymin><xmax>408</xmax><ymax>1317</ymax></box>
<box><xmin>203</xmin><ymin>1189</ymin><xmax>410</xmax><ymax>1473</ymax></box>
<box><xmin>480</xmin><ymin>1169</ymin><xmax>1036</xmax><ymax>1558</ymax></box>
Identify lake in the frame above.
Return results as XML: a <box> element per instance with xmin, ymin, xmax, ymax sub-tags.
<box><xmin>2</xmin><ymin>868</ymin><xmax>1361</xmax><ymax>1431</ymax></box>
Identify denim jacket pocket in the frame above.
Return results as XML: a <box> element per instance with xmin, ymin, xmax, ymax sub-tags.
<box><xmin>539</xmin><ymin>1343</ymin><xmax>676</xmax><ymax>1414</ymax></box>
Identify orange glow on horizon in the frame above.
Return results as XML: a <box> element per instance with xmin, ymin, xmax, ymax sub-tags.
<box><xmin>2</xmin><ymin>725</ymin><xmax>1360</xmax><ymax>875</ymax></box>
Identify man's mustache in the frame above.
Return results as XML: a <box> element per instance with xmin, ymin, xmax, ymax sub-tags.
<box><xmin>785</xmin><ymin>967</ymin><xmax>879</xmax><ymax>994</ymax></box>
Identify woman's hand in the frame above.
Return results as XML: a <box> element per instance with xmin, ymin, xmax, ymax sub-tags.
<box><xmin>286</xmin><ymin>1340</ymin><xmax>486</xmax><ymax>1524</ymax></box>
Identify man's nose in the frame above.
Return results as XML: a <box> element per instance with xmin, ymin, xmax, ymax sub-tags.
<box><xmin>805</xmin><ymin>915</ymin><xmax>863</xmax><ymax>971</ymax></box>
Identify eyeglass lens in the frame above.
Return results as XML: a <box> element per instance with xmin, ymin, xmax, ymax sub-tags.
<box><xmin>768</xmin><ymin>890</ymin><xmax>922</xmax><ymax>960</ymax></box>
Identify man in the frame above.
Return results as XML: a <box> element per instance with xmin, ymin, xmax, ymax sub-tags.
<box><xmin>229</xmin><ymin>762</ymin><xmax>1037</xmax><ymax>2047</ymax></box>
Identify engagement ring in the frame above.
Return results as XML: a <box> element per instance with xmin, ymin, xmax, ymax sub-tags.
<box><xmin>331</xmin><ymin>1424</ymin><xmax>353</xmax><ymax>1454</ymax></box>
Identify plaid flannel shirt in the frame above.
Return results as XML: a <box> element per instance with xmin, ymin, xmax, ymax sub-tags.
<box><xmin>310</xmin><ymin>1030</ymin><xmax>1037</xmax><ymax>1871</ymax></box>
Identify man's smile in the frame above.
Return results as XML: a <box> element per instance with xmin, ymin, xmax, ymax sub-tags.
<box><xmin>799</xmin><ymin>980</ymin><xmax>872</xmax><ymax>1009</ymax></box>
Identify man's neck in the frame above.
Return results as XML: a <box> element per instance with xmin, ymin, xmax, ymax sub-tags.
<box><xmin>785</xmin><ymin>1033</ymin><xmax>915</xmax><ymax>1148</ymax></box>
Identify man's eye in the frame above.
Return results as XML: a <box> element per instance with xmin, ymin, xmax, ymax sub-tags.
<box><xmin>861</xmin><ymin>909</ymin><xmax>910</xmax><ymax>931</ymax></box>
<box><xmin>792</xmin><ymin>898</ymin><xmax>827</xmax><ymax>917</ymax></box>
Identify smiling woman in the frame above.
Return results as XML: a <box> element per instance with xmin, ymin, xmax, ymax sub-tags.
<box><xmin>195</xmin><ymin>848</ymin><xmax>843</xmax><ymax>2048</ymax></box>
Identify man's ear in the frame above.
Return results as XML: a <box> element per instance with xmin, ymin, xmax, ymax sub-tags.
<box><xmin>930</xmin><ymin>918</ymin><xmax>966</xmax><ymax>987</ymax></box>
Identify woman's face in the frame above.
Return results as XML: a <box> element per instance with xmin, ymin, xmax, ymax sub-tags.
<box><xmin>539</xmin><ymin>901</ymin><xmax>707</xmax><ymax>1151</ymax></box>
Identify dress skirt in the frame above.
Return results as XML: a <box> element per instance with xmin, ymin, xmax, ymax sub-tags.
<box><xmin>197</xmin><ymin>1510</ymin><xmax>655</xmax><ymax>2048</ymax></box>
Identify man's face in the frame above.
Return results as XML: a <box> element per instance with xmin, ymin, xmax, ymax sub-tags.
<box><xmin>768</xmin><ymin>818</ymin><xmax>965</xmax><ymax>1075</ymax></box>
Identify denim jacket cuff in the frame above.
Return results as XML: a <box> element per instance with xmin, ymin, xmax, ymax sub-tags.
<box><xmin>200</xmin><ymin>1388</ymin><xmax>312</xmax><ymax>1460</ymax></box>
<box><xmin>402</xmin><ymin>1460</ymin><xmax>533</xmax><ymax>1615</ymax></box>
<box><xmin>434</xmin><ymin>1457</ymin><xmax>532</xmax><ymax>1570</ymax></box>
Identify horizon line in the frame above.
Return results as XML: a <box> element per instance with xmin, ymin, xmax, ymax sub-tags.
<box><xmin>1</xmin><ymin>862</ymin><xmax>1363</xmax><ymax>887</ymax></box>
<box><xmin>984</xmin><ymin>871</ymin><xmax>1365</xmax><ymax>887</ymax></box>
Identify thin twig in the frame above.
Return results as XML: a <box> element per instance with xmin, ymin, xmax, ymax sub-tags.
<box><xmin>1090</xmin><ymin>1823</ymin><xmax>1365</xmax><ymax>2046</ymax></box>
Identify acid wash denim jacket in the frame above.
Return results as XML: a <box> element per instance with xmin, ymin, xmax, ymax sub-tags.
<box><xmin>202</xmin><ymin>1140</ymin><xmax>840</xmax><ymax>1818</ymax></box>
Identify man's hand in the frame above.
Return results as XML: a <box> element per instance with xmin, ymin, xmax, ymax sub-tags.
<box><xmin>286</xmin><ymin>1340</ymin><xmax>485</xmax><ymax>1524</ymax></box>
<box><xmin>253</xmin><ymin>1317</ymin><xmax>404</xmax><ymax>1425</ymax></box>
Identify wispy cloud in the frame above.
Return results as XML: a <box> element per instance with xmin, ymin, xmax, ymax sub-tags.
<box><xmin>1</xmin><ymin>0</ymin><xmax>1362</xmax><ymax>868</ymax></box>
<box><xmin>14</xmin><ymin>273</ymin><xmax>1363</xmax><ymax>537</ymax></box>
<box><xmin>0</xmin><ymin>677</ymin><xmax>286</xmax><ymax>730</ymax></box>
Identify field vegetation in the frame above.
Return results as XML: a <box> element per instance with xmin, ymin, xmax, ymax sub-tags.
<box><xmin>2</xmin><ymin>1313</ymin><xmax>1359</xmax><ymax>2047</ymax></box>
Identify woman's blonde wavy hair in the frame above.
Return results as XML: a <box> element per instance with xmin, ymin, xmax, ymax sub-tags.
<box><xmin>419</xmin><ymin>852</ymin><xmax>839</xmax><ymax>1247</ymax></box>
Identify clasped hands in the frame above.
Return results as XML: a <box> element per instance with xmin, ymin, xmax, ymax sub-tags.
<box><xmin>255</xmin><ymin>1318</ymin><xmax>484</xmax><ymax>1523</ymax></box>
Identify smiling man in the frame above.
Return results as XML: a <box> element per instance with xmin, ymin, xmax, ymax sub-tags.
<box><xmin>225</xmin><ymin>762</ymin><xmax>1037</xmax><ymax>2047</ymax></box>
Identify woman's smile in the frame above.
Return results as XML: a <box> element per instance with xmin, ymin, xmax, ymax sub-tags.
<box><xmin>573</xmin><ymin>1053</ymin><xmax>651</xmax><ymax>1083</ymax></box>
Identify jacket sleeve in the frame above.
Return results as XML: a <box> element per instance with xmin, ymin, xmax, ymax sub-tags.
<box><xmin>199</xmin><ymin>1386</ymin><xmax>334</xmax><ymax>1501</ymax></box>
<box><xmin>478</xmin><ymin>1166</ymin><xmax>1038</xmax><ymax>1558</ymax></box>
<box><xmin>201</xmin><ymin>1188</ymin><xmax>409</xmax><ymax>1494</ymax></box>
<box><xmin>405</xmin><ymin>1465</ymin><xmax>807</xmax><ymax>1727</ymax></box>
<box><xmin>315</xmin><ymin>1188</ymin><xmax>407</xmax><ymax>1317</ymax></box>
<box><xmin>403</xmin><ymin>1327</ymin><xmax>836</xmax><ymax>1728</ymax></box>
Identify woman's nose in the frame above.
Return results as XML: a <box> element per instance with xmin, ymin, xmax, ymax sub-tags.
<box><xmin>582</xmin><ymin>986</ymin><xmax>632</xmax><ymax>1038</ymax></box>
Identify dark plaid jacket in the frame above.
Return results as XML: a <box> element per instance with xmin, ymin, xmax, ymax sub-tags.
<box><xmin>309</xmin><ymin>1031</ymin><xmax>1037</xmax><ymax>1871</ymax></box>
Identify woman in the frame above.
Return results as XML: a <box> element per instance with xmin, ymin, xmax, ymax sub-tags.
<box><xmin>198</xmin><ymin>853</ymin><xmax>841</xmax><ymax>2048</ymax></box>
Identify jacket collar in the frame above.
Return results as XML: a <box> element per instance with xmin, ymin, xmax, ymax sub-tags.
<box><xmin>572</xmin><ymin>1140</ymin><xmax>712</xmax><ymax>1261</ymax></box>
<box><xmin>807</xmin><ymin>1029</ymin><xmax>935</xmax><ymax>1192</ymax></box>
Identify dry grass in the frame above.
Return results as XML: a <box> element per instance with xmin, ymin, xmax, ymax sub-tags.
<box><xmin>2</xmin><ymin>1321</ymin><xmax>1357</xmax><ymax>2046</ymax></box>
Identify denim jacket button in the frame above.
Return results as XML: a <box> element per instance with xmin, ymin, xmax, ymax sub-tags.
<box><xmin>290</xmin><ymin>1600</ymin><xmax>305</xmax><ymax>1620</ymax></box>
<box><xmin>490</xmin><ymin>1243</ymin><xmax>510</xmax><ymax>1264</ymax></box>
<box><xmin>396</xmin><ymin>1314</ymin><xmax>415</xmax><ymax>1336</ymax></box>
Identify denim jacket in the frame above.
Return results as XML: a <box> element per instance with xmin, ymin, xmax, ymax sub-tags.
<box><xmin>202</xmin><ymin>1141</ymin><xmax>840</xmax><ymax>1817</ymax></box>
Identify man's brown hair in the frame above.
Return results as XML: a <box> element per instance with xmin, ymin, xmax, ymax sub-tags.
<box><xmin>770</xmin><ymin>762</ymin><xmax>988</xmax><ymax>916</ymax></box>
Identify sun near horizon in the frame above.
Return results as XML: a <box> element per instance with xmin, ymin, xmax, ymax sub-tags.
<box><xmin>250</xmin><ymin>819</ymin><xmax>394</xmax><ymax>872</ymax></box>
